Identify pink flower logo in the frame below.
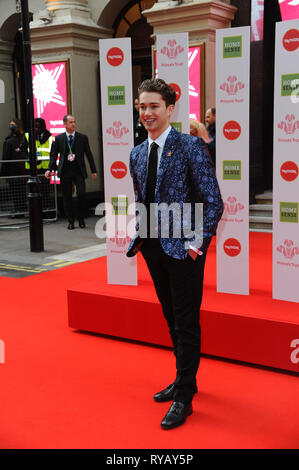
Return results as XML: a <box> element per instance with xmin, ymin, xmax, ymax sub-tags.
<box><xmin>110</xmin><ymin>231</ymin><xmax>131</xmax><ymax>247</ymax></box>
<box><xmin>278</xmin><ymin>114</ymin><xmax>299</xmax><ymax>135</ymax></box>
<box><xmin>106</xmin><ymin>121</ymin><xmax>129</xmax><ymax>139</ymax></box>
<box><xmin>224</xmin><ymin>196</ymin><xmax>244</xmax><ymax>215</ymax></box>
<box><xmin>160</xmin><ymin>40</ymin><xmax>184</xmax><ymax>59</ymax></box>
<box><xmin>277</xmin><ymin>240</ymin><xmax>299</xmax><ymax>259</ymax></box>
<box><xmin>220</xmin><ymin>75</ymin><xmax>245</xmax><ymax>96</ymax></box>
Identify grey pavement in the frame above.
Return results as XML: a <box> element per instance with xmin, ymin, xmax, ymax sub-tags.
<box><xmin>0</xmin><ymin>215</ymin><xmax>106</xmax><ymax>278</ymax></box>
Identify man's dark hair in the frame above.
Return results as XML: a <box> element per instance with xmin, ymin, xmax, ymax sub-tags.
<box><xmin>63</xmin><ymin>114</ymin><xmax>74</xmax><ymax>124</ymax></box>
<box><xmin>211</xmin><ymin>107</ymin><xmax>216</xmax><ymax>116</ymax></box>
<box><xmin>138</xmin><ymin>78</ymin><xmax>176</xmax><ymax>107</ymax></box>
<box><xmin>34</xmin><ymin>117</ymin><xmax>47</xmax><ymax>132</ymax></box>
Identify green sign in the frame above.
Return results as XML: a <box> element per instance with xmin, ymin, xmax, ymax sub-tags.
<box><xmin>170</xmin><ymin>122</ymin><xmax>182</xmax><ymax>133</ymax></box>
<box><xmin>223</xmin><ymin>36</ymin><xmax>242</xmax><ymax>58</ymax></box>
<box><xmin>223</xmin><ymin>160</ymin><xmax>241</xmax><ymax>180</ymax></box>
<box><xmin>108</xmin><ymin>86</ymin><xmax>126</xmax><ymax>105</ymax></box>
<box><xmin>280</xmin><ymin>202</ymin><xmax>298</xmax><ymax>223</ymax></box>
<box><xmin>281</xmin><ymin>74</ymin><xmax>299</xmax><ymax>96</ymax></box>
<box><xmin>111</xmin><ymin>196</ymin><xmax>128</xmax><ymax>215</ymax></box>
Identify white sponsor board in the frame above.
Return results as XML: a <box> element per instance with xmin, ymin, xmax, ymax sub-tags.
<box><xmin>99</xmin><ymin>38</ymin><xmax>137</xmax><ymax>285</ymax></box>
<box><xmin>156</xmin><ymin>33</ymin><xmax>189</xmax><ymax>134</ymax></box>
<box><xmin>273</xmin><ymin>20</ymin><xmax>299</xmax><ymax>302</ymax></box>
<box><xmin>216</xmin><ymin>27</ymin><xmax>250</xmax><ymax>295</ymax></box>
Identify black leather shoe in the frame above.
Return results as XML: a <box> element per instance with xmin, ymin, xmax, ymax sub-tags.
<box><xmin>68</xmin><ymin>222</ymin><xmax>75</xmax><ymax>230</ymax></box>
<box><xmin>78</xmin><ymin>219</ymin><xmax>85</xmax><ymax>228</ymax></box>
<box><xmin>154</xmin><ymin>383</ymin><xmax>176</xmax><ymax>402</ymax></box>
<box><xmin>161</xmin><ymin>401</ymin><xmax>193</xmax><ymax>430</ymax></box>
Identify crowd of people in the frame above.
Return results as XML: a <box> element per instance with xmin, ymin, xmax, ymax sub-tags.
<box><xmin>0</xmin><ymin>115</ymin><xmax>97</xmax><ymax>227</ymax></box>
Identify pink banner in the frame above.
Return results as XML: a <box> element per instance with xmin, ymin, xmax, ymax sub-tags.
<box><xmin>251</xmin><ymin>0</ymin><xmax>264</xmax><ymax>41</ymax></box>
<box><xmin>279</xmin><ymin>1</ymin><xmax>299</xmax><ymax>21</ymax></box>
<box><xmin>32</xmin><ymin>62</ymin><xmax>68</xmax><ymax>137</ymax></box>
<box><xmin>155</xmin><ymin>46</ymin><xmax>201</xmax><ymax>122</ymax></box>
<box><xmin>32</xmin><ymin>62</ymin><xmax>69</xmax><ymax>183</ymax></box>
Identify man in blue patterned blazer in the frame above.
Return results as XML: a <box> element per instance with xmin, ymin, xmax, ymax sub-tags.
<box><xmin>126</xmin><ymin>79</ymin><xmax>223</xmax><ymax>430</ymax></box>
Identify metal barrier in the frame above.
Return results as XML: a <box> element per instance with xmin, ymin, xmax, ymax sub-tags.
<box><xmin>0</xmin><ymin>159</ymin><xmax>58</xmax><ymax>228</ymax></box>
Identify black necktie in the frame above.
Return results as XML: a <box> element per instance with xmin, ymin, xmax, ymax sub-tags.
<box><xmin>145</xmin><ymin>142</ymin><xmax>159</xmax><ymax>237</ymax></box>
<box><xmin>68</xmin><ymin>134</ymin><xmax>73</xmax><ymax>145</ymax></box>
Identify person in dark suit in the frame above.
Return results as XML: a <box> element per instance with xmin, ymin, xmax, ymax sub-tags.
<box><xmin>45</xmin><ymin>115</ymin><xmax>97</xmax><ymax>229</ymax></box>
<box><xmin>205</xmin><ymin>107</ymin><xmax>216</xmax><ymax>167</ymax></box>
<box><xmin>133</xmin><ymin>98</ymin><xmax>147</xmax><ymax>146</ymax></box>
<box><xmin>127</xmin><ymin>79</ymin><xmax>223</xmax><ymax>430</ymax></box>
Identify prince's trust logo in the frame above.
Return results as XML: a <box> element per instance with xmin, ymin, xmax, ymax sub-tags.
<box><xmin>219</xmin><ymin>75</ymin><xmax>245</xmax><ymax>103</ymax></box>
<box><xmin>109</xmin><ymin>231</ymin><xmax>131</xmax><ymax>254</ymax></box>
<box><xmin>277</xmin><ymin>114</ymin><xmax>299</xmax><ymax>142</ymax></box>
<box><xmin>222</xmin><ymin>196</ymin><xmax>245</xmax><ymax>223</ymax></box>
<box><xmin>160</xmin><ymin>40</ymin><xmax>184</xmax><ymax>59</ymax></box>
<box><xmin>106</xmin><ymin>121</ymin><xmax>129</xmax><ymax>146</ymax></box>
<box><xmin>160</xmin><ymin>40</ymin><xmax>185</xmax><ymax>67</ymax></box>
<box><xmin>277</xmin><ymin>240</ymin><xmax>299</xmax><ymax>260</ymax></box>
<box><xmin>277</xmin><ymin>240</ymin><xmax>299</xmax><ymax>269</ymax></box>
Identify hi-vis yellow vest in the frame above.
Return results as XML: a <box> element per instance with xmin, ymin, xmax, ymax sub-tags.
<box><xmin>25</xmin><ymin>133</ymin><xmax>54</xmax><ymax>170</ymax></box>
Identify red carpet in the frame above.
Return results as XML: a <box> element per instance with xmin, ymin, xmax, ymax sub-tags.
<box><xmin>0</xmin><ymin>234</ymin><xmax>299</xmax><ymax>448</ymax></box>
<box><xmin>68</xmin><ymin>233</ymin><xmax>299</xmax><ymax>372</ymax></box>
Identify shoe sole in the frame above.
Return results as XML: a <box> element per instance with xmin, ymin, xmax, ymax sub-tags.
<box><xmin>160</xmin><ymin>409</ymin><xmax>193</xmax><ymax>430</ymax></box>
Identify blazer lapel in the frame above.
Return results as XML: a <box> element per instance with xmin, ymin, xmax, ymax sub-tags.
<box><xmin>156</xmin><ymin>128</ymin><xmax>179</xmax><ymax>194</ymax></box>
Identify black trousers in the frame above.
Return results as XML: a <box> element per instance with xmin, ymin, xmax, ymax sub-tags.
<box><xmin>60</xmin><ymin>171</ymin><xmax>86</xmax><ymax>223</ymax></box>
<box><xmin>141</xmin><ymin>239</ymin><xmax>207</xmax><ymax>404</ymax></box>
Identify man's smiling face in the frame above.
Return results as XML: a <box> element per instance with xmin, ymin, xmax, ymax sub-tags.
<box><xmin>139</xmin><ymin>91</ymin><xmax>174</xmax><ymax>140</ymax></box>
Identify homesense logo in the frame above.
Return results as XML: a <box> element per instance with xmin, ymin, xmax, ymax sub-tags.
<box><xmin>223</xmin><ymin>36</ymin><xmax>242</xmax><ymax>58</ymax></box>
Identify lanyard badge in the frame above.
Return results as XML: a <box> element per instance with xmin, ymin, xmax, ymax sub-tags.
<box><xmin>66</xmin><ymin>133</ymin><xmax>75</xmax><ymax>162</ymax></box>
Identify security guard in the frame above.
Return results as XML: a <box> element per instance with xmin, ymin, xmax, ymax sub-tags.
<box><xmin>22</xmin><ymin>118</ymin><xmax>54</xmax><ymax>215</ymax></box>
<box><xmin>23</xmin><ymin>118</ymin><xmax>54</xmax><ymax>173</ymax></box>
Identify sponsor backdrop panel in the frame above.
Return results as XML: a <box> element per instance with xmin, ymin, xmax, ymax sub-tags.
<box><xmin>99</xmin><ymin>38</ymin><xmax>137</xmax><ymax>285</ymax></box>
<box><xmin>156</xmin><ymin>33</ymin><xmax>189</xmax><ymax>133</ymax></box>
<box><xmin>154</xmin><ymin>45</ymin><xmax>203</xmax><ymax>122</ymax></box>
<box><xmin>273</xmin><ymin>20</ymin><xmax>299</xmax><ymax>303</ymax></box>
<box><xmin>216</xmin><ymin>26</ymin><xmax>250</xmax><ymax>295</ymax></box>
